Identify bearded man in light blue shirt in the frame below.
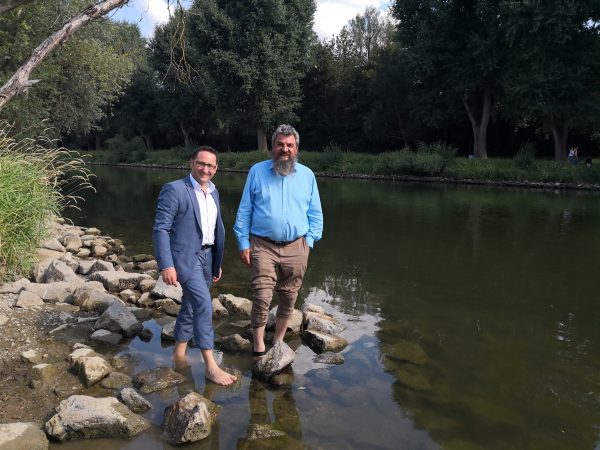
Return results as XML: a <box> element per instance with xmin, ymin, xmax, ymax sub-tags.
<box><xmin>234</xmin><ymin>124</ymin><xmax>323</xmax><ymax>359</ymax></box>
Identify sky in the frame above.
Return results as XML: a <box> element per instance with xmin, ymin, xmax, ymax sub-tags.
<box><xmin>110</xmin><ymin>0</ymin><xmax>390</xmax><ymax>41</ymax></box>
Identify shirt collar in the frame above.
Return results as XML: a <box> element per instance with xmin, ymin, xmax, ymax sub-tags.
<box><xmin>189</xmin><ymin>174</ymin><xmax>215</xmax><ymax>193</ymax></box>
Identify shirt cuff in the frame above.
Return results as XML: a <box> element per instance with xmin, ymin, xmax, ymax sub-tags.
<box><xmin>305</xmin><ymin>236</ymin><xmax>314</xmax><ymax>248</ymax></box>
<box><xmin>238</xmin><ymin>238</ymin><xmax>250</xmax><ymax>251</ymax></box>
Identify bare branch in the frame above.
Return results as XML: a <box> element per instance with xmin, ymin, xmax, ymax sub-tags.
<box><xmin>0</xmin><ymin>0</ymin><xmax>128</xmax><ymax>110</ymax></box>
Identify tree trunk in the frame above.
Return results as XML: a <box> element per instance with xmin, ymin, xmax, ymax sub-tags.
<box><xmin>179</xmin><ymin>120</ymin><xmax>192</xmax><ymax>151</ymax></box>
<box><xmin>141</xmin><ymin>134</ymin><xmax>153</xmax><ymax>152</ymax></box>
<box><xmin>257</xmin><ymin>126</ymin><xmax>268</xmax><ymax>152</ymax></box>
<box><xmin>551</xmin><ymin>125</ymin><xmax>569</xmax><ymax>161</ymax></box>
<box><xmin>393</xmin><ymin>104</ymin><xmax>409</xmax><ymax>149</ymax></box>
<box><xmin>0</xmin><ymin>0</ymin><xmax>127</xmax><ymax>110</ymax></box>
<box><xmin>0</xmin><ymin>0</ymin><xmax>35</xmax><ymax>15</ymax></box>
<box><xmin>95</xmin><ymin>133</ymin><xmax>102</xmax><ymax>151</ymax></box>
<box><xmin>463</xmin><ymin>90</ymin><xmax>492</xmax><ymax>159</ymax></box>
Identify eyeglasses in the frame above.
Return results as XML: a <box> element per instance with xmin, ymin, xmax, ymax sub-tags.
<box><xmin>194</xmin><ymin>161</ymin><xmax>217</xmax><ymax>170</ymax></box>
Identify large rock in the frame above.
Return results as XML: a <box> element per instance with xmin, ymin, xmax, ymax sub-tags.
<box><xmin>267</xmin><ymin>306</ymin><xmax>303</xmax><ymax>333</ymax></box>
<box><xmin>58</xmin><ymin>252</ymin><xmax>79</xmax><ymax>272</ymax></box>
<box><xmin>0</xmin><ymin>422</ymin><xmax>48</xmax><ymax>450</ymax></box>
<box><xmin>221</xmin><ymin>334</ymin><xmax>252</xmax><ymax>353</ymax></box>
<box><xmin>394</xmin><ymin>364</ymin><xmax>432</xmax><ymax>391</ymax></box>
<box><xmin>118</xmin><ymin>289</ymin><xmax>141</xmax><ymax>304</ymax></box>
<box><xmin>44</xmin><ymin>395</ymin><xmax>150</xmax><ymax>441</ymax></box>
<box><xmin>303</xmin><ymin>330</ymin><xmax>348</xmax><ymax>354</ymax></box>
<box><xmin>132</xmin><ymin>254</ymin><xmax>154</xmax><ymax>263</ymax></box>
<box><xmin>44</xmin><ymin>260</ymin><xmax>80</xmax><ymax>284</ymax></box>
<box><xmin>118</xmin><ymin>388</ymin><xmax>152</xmax><ymax>414</ymax></box>
<box><xmin>151</xmin><ymin>277</ymin><xmax>183</xmax><ymax>303</ymax></box>
<box><xmin>155</xmin><ymin>299</ymin><xmax>181</xmax><ymax>316</ymax></box>
<box><xmin>77</xmin><ymin>259</ymin><xmax>114</xmax><ymax>275</ymax></box>
<box><xmin>72</xmin><ymin>288</ymin><xmax>118</xmax><ymax>313</ymax></box>
<box><xmin>25</xmin><ymin>282</ymin><xmax>74</xmax><ymax>304</ymax></box>
<box><xmin>31</xmin><ymin>363</ymin><xmax>59</xmax><ymax>384</ymax></box>
<box><xmin>133</xmin><ymin>366</ymin><xmax>186</xmax><ymax>394</ymax></box>
<box><xmin>15</xmin><ymin>291</ymin><xmax>43</xmax><ymax>309</ymax></box>
<box><xmin>253</xmin><ymin>341</ymin><xmax>295</xmax><ymax>379</ymax></box>
<box><xmin>162</xmin><ymin>392</ymin><xmax>219</xmax><ymax>444</ymax></box>
<box><xmin>303</xmin><ymin>311</ymin><xmax>346</xmax><ymax>336</ymax></box>
<box><xmin>100</xmin><ymin>372</ymin><xmax>132</xmax><ymax>390</ymax></box>
<box><xmin>138</xmin><ymin>279</ymin><xmax>156</xmax><ymax>293</ymax></box>
<box><xmin>136</xmin><ymin>260</ymin><xmax>158</xmax><ymax>271</ymax></box>
<box><xmin>219</xmin><ymin>294</ymin><xmax>252</xmax><ymax>318</ymax></box>
<box><xmin>94</xmin><ymin>301</ymin><xmax>143</xmax><ymax>337</ymax></box>
<box><xmin>161</xmin><ymin>321</ymin><xmax>176</xmax><ymax>341</ymax></box>
<box><xmin>89</xmin><ymin>271</ymin><xmax>151</xmax><ymax>292</ymax></box>
<box><xmin>67</xmin><ymin>345</ymin><xmax>99</xmax><ymax>364</ymax></box>
<box><xmin>21</xmin><ymin>349</ymin><xmax>43</xmax><ymax>364</ymax></box>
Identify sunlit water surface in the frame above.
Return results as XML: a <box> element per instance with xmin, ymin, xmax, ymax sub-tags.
<box><xmin>58</xmin><ymin>165</ymin><xmax>600</xmax><ymax>449</ymax></box>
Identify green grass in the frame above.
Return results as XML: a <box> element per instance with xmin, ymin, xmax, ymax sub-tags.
<box><xmin>84</xmin><ymin>145</ymin><xmax>600</xmax><ymax>186</ymax></box>
<box><xmin>0</xmin><ymin>122</ymin><xmax>93</xmax><ymax>282</ymax></box>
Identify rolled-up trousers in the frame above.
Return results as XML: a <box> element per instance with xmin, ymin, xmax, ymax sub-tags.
<box><xmin>250</xmin><ymin>236</ymin><xmax>310</xmax><ymax>328</ymax></box>
<box><xmin>174</xmin><ymin>247</ymin><xmax>214</xmax><ymax>349</ymax></box>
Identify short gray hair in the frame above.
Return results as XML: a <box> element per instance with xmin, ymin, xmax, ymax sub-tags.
<box><xmin>271</xmin><ymin>124</ymin><xmax>300</xmax><ymax>149</ymax></box>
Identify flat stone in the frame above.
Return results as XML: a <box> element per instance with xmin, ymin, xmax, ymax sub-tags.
<box><xmin>89</xmin><ymin>271</ymin><xmax>151</xmax><ymax>292</ymax></box>
<box><xmin>136</xmin><ymin>260</ymin><xmax>158</xmax><ymax>271</ymax></box>
<box><xmin>16</xmin><ymin>291</ymin><xmax>44</xmax><ymax>309</ymax></box>
<box><xmin>91</xmin><ymin>329</ymin><xmax>123</xmax><ymax>345</ymax></box>
<box><xmin>78</xmin><ymin>259</ymin><xmax>114</xmax><ymax>275</ymax></box>
<box><xmin>100</xmin><ymin>372</ymin><xmax>132</xmax><ymax>389</ymax></box>
<box><xmin>31</xmin><ymin>363</ymin><xmax>59</xmax><ymax>383</ymax></box>
<box><xmin>394</xmin><ymin>364</ymin><xmax>432</xmax><ymax>391</ymax></box>
<box><xmin>221</xmin><ymin>334</ymin><xmax>252</xmax><ymax>353</ymax></box>
<box><xmin>218</xmin><ymin>294</ymin><xmax>252</xmax><ymax>318</ymax></box>
<box><xmin>133</xmin><ymin>366</ymin><xmax>186</xmax><ymax>394</ymax></box>
<box><xmin>42</xmin><ymin>237</ymin><xmax>65</xmax><ymax>253</ymax></box>
<box><xmin>303</xmin><ymin>330</ymin><xmax>348</xmax><ymax>354</ymax></box>
<box><xmin>25</xmin><ymin>282</ymin><xmax>73</xmax><ymax>303</ymax></box>
<box><xmin>73</xmin><ymin>356</ymin><xmax>113</xmax><ymax>387</ymax></box>
<box><xmin>0</xmin><ymin>422</ymin><xmax>49</xmax><ymax>450</ymax></box>
<box><xmin>132</xmin><ymin>254</ymin><xmax>154</xmax><ymax>263</ymax></box>
<box><xmin>303</xmin><ymin>311</ymin><xmax>347</xmax><ymax>335</ymax></box>
<box><xmin>313</xmin><ymin>352</ymin><xmax>345</xmax><ymax>365</ymax></box>
<box><xmin>155</xmin><ymin>298</ymin><xmax>180</xmax><ymax>316</ymax></box>
<box><xmin>129</xmin><ymin>307</ymin><xmax>153</xmax><ymax>321</ymax></box>
<box><xmin>72</xmin><ymin>288</ymin><xmax>120</xmax><ymax>313</ymax></box>
<box><xmin>301</xmin><ymin>303</ymin><xmax>329</xmax><ymax>315</ymax></box>
<box><xmin>150</xmin><ymin>277</ymin><xmax>183</xmax><ymax>303</ymax></box>
<box><xmin>44</xmin><ymin>395</ymin><xmax>150</xmax><ymax>441</ymax></box>
<box><xmin>118</xmin><ymin>387</ymin><xmax>152</xmax><ymax>414</ymax></box>
<box><xmin>0</xmin><ymin>277</ymin><xmax>30</xmax><ymax>294</ymax></box>
<box><xmin>246</xmin><ymin>423</ymin><xmax>287</xmax><ymax>440</ymax></box>
<box><xmin>85</xmin><ymin>227</ymin><xmax>102</xmax><ymax>235</ymax></box>
<box><xmin>21</xmin><ymin>349</ymin><xmax>43</xmax><ymax>364</ymax></box>
<box><xmin>44</xmin><ymin>260</ymin><xmax>80</xmax><ymax>284</ymax></box>
<box><xmin>382</xmin><ymin>340</ymin><xmax>429</xmax><ymax>365</ymax></box>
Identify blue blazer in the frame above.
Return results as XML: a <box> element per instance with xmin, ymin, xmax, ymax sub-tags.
<box><xmin>152</xmin><ymin>176</ymin><xmax>225</xmax><ymax>283</ymax></box>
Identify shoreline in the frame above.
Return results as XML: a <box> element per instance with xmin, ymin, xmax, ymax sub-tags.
<box><xmin>87</xmin><ymin>161</ymin><xmax>600</xmax><ymax>192</ymax></box>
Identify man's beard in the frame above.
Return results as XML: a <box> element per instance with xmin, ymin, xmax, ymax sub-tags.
<box><xmin>272</xmin><ymin>155</ymin><xmax>297</xmax><ymax>176</ymax></box>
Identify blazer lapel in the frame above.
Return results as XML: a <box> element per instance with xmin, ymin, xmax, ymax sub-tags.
<box><xmin>183</xmin><ymin>176</ymin><xmax>203</xmax><ymax>232</ymax></box>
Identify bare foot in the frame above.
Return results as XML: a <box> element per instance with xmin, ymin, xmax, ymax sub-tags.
<box><xmin>205</xmin><ymin>365</ymin><xmax>237</xmax><ymax>386</ymax></box>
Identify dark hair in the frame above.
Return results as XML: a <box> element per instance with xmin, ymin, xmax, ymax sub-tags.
<box><xmin>189</xmin><ymin>146</ymin><xmax>218</xmax><ymax>163</ymax></box>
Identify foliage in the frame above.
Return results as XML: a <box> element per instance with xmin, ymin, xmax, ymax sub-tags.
<box><xmin>0</xmin><ymin>121</ymin><xmax>93</xmax><ymax>281</ymax></box>
<box><xmin>0</xmin><ymin>0</ymin><xmax>142</xmax><ymax>138</ymax></box>
<box><xmin>513</xmin><ymin>142</ymin><xmax>537</xmax><ymax>169</ymax></box>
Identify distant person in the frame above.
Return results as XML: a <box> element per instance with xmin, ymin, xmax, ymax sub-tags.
<box><xmin>233</xmin><ymin>124</ymin><xmax>323</xmax><ymax>359</ymax></box>
<box><xmin>153</xmin><ymin>146</ymin><xmax>236</xmax><ymax>386</ymax></box>
<box><xmin>585</xmin><ymin>157</ymin><xmax>592</xmax><ymax>168</ymax></box>
<box><xmin>568</xmin><ymin>146</ymin><xmax>579</xmax><ymax>165</ymax></box>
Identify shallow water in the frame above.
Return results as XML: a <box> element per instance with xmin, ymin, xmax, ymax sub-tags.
<box><xmin>59</xmin><ymin>165</ymin><xmax>600</xmax><ymax>449</ymax></box>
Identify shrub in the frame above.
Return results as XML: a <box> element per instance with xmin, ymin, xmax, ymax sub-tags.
<box><xmin>514</xmin><ymin>141</ymin><xmax>536</xmax><ymax>169</ymax></box>
<box><xmin>0</xmin><ymin>121</ymin><xmax>93</xmax><ymax>281</ymax></box>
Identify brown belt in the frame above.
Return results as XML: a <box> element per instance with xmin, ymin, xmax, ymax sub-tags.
<box><xmin>254</xmin><ymin>235</ymin><xmax>300</xmax><ymax>247</ymax></box>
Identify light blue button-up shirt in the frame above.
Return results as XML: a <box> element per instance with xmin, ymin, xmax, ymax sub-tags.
<box><xmin>234</xmin><ymin>160</ymin><xmax>323</xmax><ymax>250</ymax></box>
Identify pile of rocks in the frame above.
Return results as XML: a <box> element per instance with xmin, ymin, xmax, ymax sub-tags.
<box><xmin>0</xmin><ymin>221</ymin><xmax>350</xmax><ymax>447</ymax></box>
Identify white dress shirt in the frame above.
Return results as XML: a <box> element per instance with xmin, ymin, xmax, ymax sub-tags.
<box><xmin>189</xmin><ymin>174</ymin><xmax>217</xmax><ymax>246</ymax></box>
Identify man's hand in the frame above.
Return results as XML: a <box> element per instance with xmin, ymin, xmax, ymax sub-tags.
<box><xmin>162</xmin><ymin>267</ymin><xmax>178</xmax><ymax>286</ymax></box>
<box><xmin>239</xmin><ymin>248</ymin><xmax>251</xmax><ymax>266</ymax></box>
<box><xmin>213</xmin><ymin>267</ymin><xmax>223</xmax><ymax>283</ymax></box>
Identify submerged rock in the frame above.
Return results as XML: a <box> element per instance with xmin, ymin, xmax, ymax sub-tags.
<box><xmin>246</xmin><ymin>423</ymin><xmax>287</xmax><ymax>441</ymax></box>
<box><xmin>133</xmin><ymin>366</ymin><xmax>186</xmax><ymax>394</ymax></box>
<box><xmin>221</xmin><ymin>334</ymin><xmax>252</xmax><ymax>353</ymax></box>
<box><xmin>93</xmin><ymin>301</ymin><xmax>143</xmax><ymax>337</ymax></box>
<box><xmin>303</xmin><ymin>330</ymin><xmax>348</xmax><ymax>354</ymax></box>
<box><xmin>303</xmin><ymin>311</ymin><xmax>346</xmax><ymax>336</ymax></box>
<box><xmin>394</xmin><ymin>364</ymin><xmax>432</xmax><ymax>391</ymax></box>
<box><xmin>382</xmin><ymin>340</ymin><xmax>428</xmax><ymax>366</ymax></box>
<box><xmin>44</xmin><ymin>395</ymin><xmax>150</xmax><ymax>441</ymax></box>
<box><xmin>162</xmin><ymin>392</ymin><xmax>220</xmax><ymax>444</ymax></box>
<box><xmin>313</xmin><ymin>352</ymin><xmax>345</xmax><ymax>365</ymax></box>
<box><xmin>118</xmin><ymin>387</ymin><xmax>152</xmax><ymax>414</ymax></box>
<box><xmin>267</xmin><ymin>306</ymin><xmax>303</xmax><ymax>333</ymax></box>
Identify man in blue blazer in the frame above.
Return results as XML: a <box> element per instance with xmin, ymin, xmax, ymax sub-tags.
<box><xmin>153</xmin><ymin>146</ymin><xmax>236</xmax><ymax>386</ymax></box>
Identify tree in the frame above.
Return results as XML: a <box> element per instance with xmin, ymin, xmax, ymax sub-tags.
<box><xmin>0</xmin><ymin>0</ymin><xmax>129</xmax><ymax>111</ymax></box>
<box><xmin>0</xmin><ymin>1</ymin><xmax>141</xmax><ymax>138</ymax></box>
<box><xmin>339</xmin><ymin>6</ymin><xmax>394</xmax><ymax>64</ymax></box>
<box><xmin>391</xmin><ymin>0</ymin><xmax>508</xmax><ymax>158</ymax></box>
<box><xmin>501</xmin><ymin>1</ymin><xmax>600</xmax><ymax>160</ymax></box>
<box><xmin>186</xmin><ymin>0</ymin><xmax>316</xmax><ymax>151</ymax></box>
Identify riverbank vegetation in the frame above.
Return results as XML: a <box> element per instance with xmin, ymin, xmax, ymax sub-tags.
<box><xmin>86</xmin><ymin>144</ymin><xmax>600</xmax><ymax>186</ymax></box>
<box><xmin>0</xmin><ymin>122</ymin><xmax>92</xmax><ymax>282</ymax></box>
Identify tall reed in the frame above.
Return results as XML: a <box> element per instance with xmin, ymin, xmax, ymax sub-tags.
<box><xmin>0</xmin><ymin>121</ymin><xmax>93</xmax><ymax>282</ymax></box>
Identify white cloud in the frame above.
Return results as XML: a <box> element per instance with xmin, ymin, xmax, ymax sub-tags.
<box><xmin>314</xmin><ymin>0</ymin><xmax>390</xmax><ymax>40</ymax></box>
<box><xmin>114</xmin><ymin>0</ymin><xmax>389</xmax><ymax>40</ymax></box>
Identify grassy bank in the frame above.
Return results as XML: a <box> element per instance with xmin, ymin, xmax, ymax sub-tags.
<box><xmin>85</xmin><ymin>143</ymin><xmax>600</xmax><ymax>186</ymax></box>
<box><xmin>0</xmin><ymin>123</ymin><xmax>92</xmax><ymax>282</ymax></box>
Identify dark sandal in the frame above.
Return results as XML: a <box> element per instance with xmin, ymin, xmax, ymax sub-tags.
<box><xmin>252</xmin><ymin>350</ymin><xmax>267</xmax><ymax>357</ymax></box>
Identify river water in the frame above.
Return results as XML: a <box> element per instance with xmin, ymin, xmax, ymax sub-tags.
<box><xmin>60</xmin><ymin>165</ymin><xmax>600</xmax><ymax>449</ymax></box>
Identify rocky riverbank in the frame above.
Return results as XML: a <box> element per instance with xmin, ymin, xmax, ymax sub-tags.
<box><xmin>0</xmin><ymin>219</ymin><xmax>349</xmax><ymax>447</ymax></box>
